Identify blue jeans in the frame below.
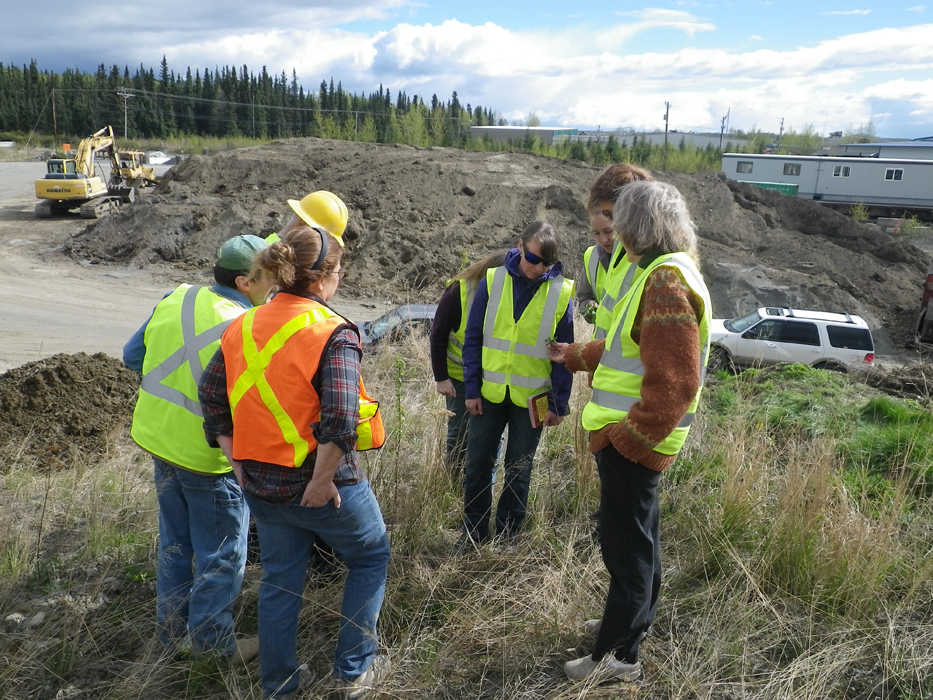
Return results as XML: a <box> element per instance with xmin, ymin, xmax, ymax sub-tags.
<box><xmin>246</xmin><ymin>481</ymin><xmax>390</xmax><ymax>696</ymax></box>
<box><xmin>463</xmin><ymin>397</ymin><xmax>543</xmax><ymax>541</ymax></box>
<box><xmin>153</xmin><ymin>458</ymin><xmax>249</xmax><ymax>655</ymax></box>
<box><xmin>445</xmin><ymin>379</ymin><xmax>469</xmax><ymax>477</ymax></box>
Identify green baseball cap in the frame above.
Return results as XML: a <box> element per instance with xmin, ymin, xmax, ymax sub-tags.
<box><xmin>216</xmin><ymin>234</ymin><xmax>268</xmax><ymax>273</ymax></box>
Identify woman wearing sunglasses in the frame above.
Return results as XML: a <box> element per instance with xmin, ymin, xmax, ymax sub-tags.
<box><xmin>459</xmin><ymin>221</ymin><xmax>575</xmax><ymax>547</ymax></box>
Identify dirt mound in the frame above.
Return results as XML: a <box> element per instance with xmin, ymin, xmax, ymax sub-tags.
<box><xmin>0</xmin><ymin>353</ymin><xmax>138</xmax><ymax>465</ymax></box>
<box><xmin>66</xmin><ymin>138</ymin><xmax>930</xmax><ymax>352</ymax></box>
<box><xmin>855</xmin><ymin>362</ymin><xmax>933</xmax><ymax>402</ymax></box>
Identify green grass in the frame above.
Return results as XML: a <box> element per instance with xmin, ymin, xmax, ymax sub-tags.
<box><xmin>0</xmin><ymin>342</ymin><xmax>930</xmax><ymax>698</ymax></box>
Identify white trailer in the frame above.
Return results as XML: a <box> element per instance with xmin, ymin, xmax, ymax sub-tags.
<box><xmin>722</xmin><ymin>153</ymin><xmax>933</xmax><ymax>212</ymax></box>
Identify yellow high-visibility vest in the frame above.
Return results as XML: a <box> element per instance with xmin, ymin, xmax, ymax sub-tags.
<box><xmin>131</xmin><ymin>284</ymin><xmax>245</xmax><ymax>473</ymax></box>
<box><xmin>582</xmin><ymin>253</ymin><xmax>711</xmax><ymax>455</ymax></box>
<box><xmin>480</xmin><ymin>266</ymin><xmax>574</xmax><ymax>406</ymax></box>
<box><xmin>445</xmin><ymin>278</ymin><xmax>479</xmax><ymax>382</ymax></box>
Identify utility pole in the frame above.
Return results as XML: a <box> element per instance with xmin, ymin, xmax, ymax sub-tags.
<box><xmin>663</xmin><ymin>101</ymin><xmax>670</xmax><ymax>170</ymax></box>
<box><xmin>776</xmin><ymin>117</ymin><xmax>784</xmax><ymax>151</ymax></box>
<box><xmin>51</xmin><ymin>88</ymin><xmax>58</xmax><ymax>147</ymax></box>
<box><xmin>116</xmin><ymin>89</ymin><xmax>135</xmax><ymax>140</ymax></box>
<box><xmin>719</xmin><ymin>106</ymin><xmax>730</xmax><ymax>151</ymax></box>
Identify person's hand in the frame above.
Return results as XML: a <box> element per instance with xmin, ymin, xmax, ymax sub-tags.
<box><xmin>436</xmin><ymin>379</ymin><xmax>456</xmax><ymax>398</ymax></box>
<box><xmin>301</xmin><ymin>478</ymin><xmax>341</xmax><ymax>508</ymax></box>
<box><xmin>543</xmin><ymin>411</ymin><xmax>563</xmax><ymax>427</ymax></box>
<box><xmin>231</xmin><ymin>460</ymin><xmax>245</xmax><ymax>488</ymax></box>
<box><xmin>466</xmin><ymin>397</ymin><xmax>483</xmax><ymax>416</ymax></box>
<box><xmin>547</xmin><ymin>342</ymin><xmax>569</xmax><ymax>363</ymax></box>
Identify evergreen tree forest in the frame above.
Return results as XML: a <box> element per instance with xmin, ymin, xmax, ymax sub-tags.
<box><xmin>0</xmin><ymin>58</ymin><xmax>728</xmax><ymax>172</ymax></box>
<box><xmin>0</xmin><ymin>58</ymin><xmax>495</xmax><ymax>146</ymax></box>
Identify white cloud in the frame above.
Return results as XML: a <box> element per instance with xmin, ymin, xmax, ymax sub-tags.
<box><xmin>906</xmin><ymin>4</ymin><xmax>926</xmax><ymax>11</ymax></box>
<box><xmin>750</xmin><ymin>34</ymin><xmax>764</xmax><ymax>41</ymax></box>
<box><xmin>821</xmin><ymin>9</ymin><xmax>872</xmax><ymax>15</ymax></box>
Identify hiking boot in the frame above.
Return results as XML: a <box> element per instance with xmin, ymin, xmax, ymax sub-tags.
<box><xmin>337</xmin><ymin>655</ymin><xmax>390</xmax><ymax>698</ymax></box>
<box><xmin>564</xmin><ymin>654</ymin><xmax>642</xmax><ymax>683</ymax></box>
<box><xmin>233</xmin><ymin>636</ymin><xmax>260</xmax><ymax>664</ymax></box>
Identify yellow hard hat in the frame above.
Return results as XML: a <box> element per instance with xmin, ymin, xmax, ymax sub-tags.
<box><xmin>287</xmin><ymin>190</ymin><xmax>349</xmax><ymax>248</ymax></box>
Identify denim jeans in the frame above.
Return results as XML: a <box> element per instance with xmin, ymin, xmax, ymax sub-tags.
<box><xmin>246</xmin><ymin>481</ymin><xmax>390</xmax><ymax>696</ymax></box>
<box><xmin>463</xmin><ymin>397</ymin><xmax>543</xmax><ymax>541</ymax></box>
<box><xmin>153</xmin><ymin>458</ymin><xmax>249</xmax><ymax>655</ymax></box>
<box><xmin>445</xmin><ymin>378</ymin><xmax>469</xmax><ymax>479</ymax></box>
<box><xmin>592</xmin><ymin>446</ymin><xmax>662</xmax><ymax>664</ymax></box>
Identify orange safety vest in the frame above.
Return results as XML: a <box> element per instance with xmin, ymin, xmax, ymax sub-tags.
<box><xmin>221</xmin><ymin>293</ymin><xmax>384</xmax><ymax>467</ymax></box>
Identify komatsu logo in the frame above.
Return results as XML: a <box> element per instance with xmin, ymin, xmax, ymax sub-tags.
<box><xmin>47</xmin><ymin>186</ymin><xmax>72</xmax><ymax>193</ymax></box>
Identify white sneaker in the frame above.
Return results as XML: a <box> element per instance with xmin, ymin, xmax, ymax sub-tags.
<box><xmin>339</xmin><ymin>655</ymin><xmax>390</xmax><ymax>699</ymax></box>
<box><xmin>564</xmin><ymin>654</ymin><xmax>642</xmax><ymax>683</ymax></box>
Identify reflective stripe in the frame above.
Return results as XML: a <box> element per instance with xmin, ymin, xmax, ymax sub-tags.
<box><xmin>590</xmin><ymin>389</ymin><xmax>695</xmax><ymax>426</ymax></box>
<box><xmin>594</xmin><ymin>263</ymin><xmax>637</xmax><ymax>340</ymax></box>
<box><xmin>140</xmin><ymin>286</ymin><xmax>232</xmax><ymax>417</ymax></box>
<box><xmin>598</xmin><ymin>354</ymin><xmax>645</xmax><ymax>375</ymax></box>
<box><xmin>482</xmin><ymin>369</ymin><xmax>549</xmax><ymax>389</ymax></box>
<box><xmin>586</xmin><ymin>248</ymin><xmax>600</xmax><ymax>292</ymax></box>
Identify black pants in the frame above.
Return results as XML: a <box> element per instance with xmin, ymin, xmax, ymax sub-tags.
<box><xmin>593</xmin><ymin>445</ymin><xmax>662</xmax><ymax>663</ymax></box>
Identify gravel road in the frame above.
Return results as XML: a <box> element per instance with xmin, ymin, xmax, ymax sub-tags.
<box><xmin>0</xmin><ymin>162</ymin><xmax>390</xmax><ymax>372</ymax></box>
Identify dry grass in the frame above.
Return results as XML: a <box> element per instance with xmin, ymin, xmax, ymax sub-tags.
<box><xmin>0</xmin><ymin>331</ymin><xmax>931</xmax><ymax>698</ymax></box>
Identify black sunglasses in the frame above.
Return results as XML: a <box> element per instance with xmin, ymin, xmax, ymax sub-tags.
<box><xmin>523</xmin><ymin>248</ymin><xmax>556</xmax><ymax>267</ymax></box>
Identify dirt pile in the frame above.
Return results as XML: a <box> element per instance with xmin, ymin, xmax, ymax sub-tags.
<box><xmin>0</xmin><ymin>353</ymin><xmax>139</xmax><ymax>465</ymax></box>
<box><xmin>66</xmin><ymin>138</ymin><xmax>930</xmax><ymax>352</ymax></box>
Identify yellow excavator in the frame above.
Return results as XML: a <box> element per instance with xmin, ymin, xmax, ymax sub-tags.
<box><xmin>34</xmin><ymin>125</ymin><xmax>154</xmax><ymax>218</ymax></box>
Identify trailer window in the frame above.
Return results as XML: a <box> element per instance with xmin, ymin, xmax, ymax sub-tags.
<box><xmin>884</xmin><ymin>168</ymin><xmax>903</xmax><ymax>181</ymax></box>
<box><xmin>782</xmin><ymin>163</ymin><xmax>801</xmax><ymax>176</ymax></box>
<box><xmin>736</xmin><ymin>161</ymin><xmax>753</xmax><ymax>174</ymax></box>
<box><xmin>832</xmin><ymin>165</ymin><xmax>850</xmax><ymax>177</ymax></box>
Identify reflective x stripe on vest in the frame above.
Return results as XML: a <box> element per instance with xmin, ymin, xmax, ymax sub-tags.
<box><xmin>229</xmin><ymin>304</ymin><xmax>338</xmax><ymax>467</ymax></box>
<box><xmin>582</xmin><ymin>253</ymin><xmax>712</xmax><ymax>456</ymax></box>
<box><xmin>446</xmin><ymin>278</ymin><xmax>477</xmax><ymax>382</ymax></box>
<box><xmin>131</xmin><ymin>284</ymin><xmax>244</xmax><ymax>473</ymax></box>
<box><xmin>480</xmin><ymin>266</ymin><xmax>573</xmax><ymax>406</ymax></box>
<box><xmin>140</xmin><ymin>286</ymin><xmax>234</xmax><ymax>416</ymax></box>
<box><xmin>593</xmin><ymin>246</ymin><xmax>639</xmax><ymax>340</ymax></box>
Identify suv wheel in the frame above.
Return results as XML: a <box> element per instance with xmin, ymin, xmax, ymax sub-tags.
<box><xmin>709</xmin><ymin>345</ymin><xmax>736</xmax><ymax>374</ymax></box>
<box><xmin>812</xmin><ymin>360</ymin><xmax>847</xmax><ymax>373</ymax></box>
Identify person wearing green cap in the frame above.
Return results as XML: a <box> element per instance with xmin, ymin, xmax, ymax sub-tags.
<box><xmin>123</xmin><ymin>234</ymin><xmax>274</xmax><ymax>661</ymax></box>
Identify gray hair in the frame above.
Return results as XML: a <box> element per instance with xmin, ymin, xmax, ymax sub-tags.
<box><xmin>613</xmin><ymin>181</ymin><xmax>698</xmax><ymax>259</ymax></box>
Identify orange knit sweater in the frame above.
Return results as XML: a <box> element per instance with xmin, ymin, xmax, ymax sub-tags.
<box><xmin>565</xmin><ymin>266</ymin><xmax>704</xmax><ymax>471</ymax></box>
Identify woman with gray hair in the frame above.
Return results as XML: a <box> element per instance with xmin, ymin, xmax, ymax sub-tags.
<box><xmin>548</xmin><ymin>180</ymin><xmax>712</xmax><ymax>685</ymax></box>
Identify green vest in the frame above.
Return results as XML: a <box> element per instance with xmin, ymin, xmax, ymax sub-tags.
<box><xmin>445</xmin><ymin>278</ymin><xmax>477</xmax><ymax>382</ymax></box>
<box><xmin>480</xmin><ymin>266</ymin><xmax>574</xmax><ymax>407</ymax></box>
<box><xmin>583</xmin><ymin>243</ymin><xmax>615</xmax><ymax>303</ymax></box>
<box><xmin>130</xmin><ymin>284</ymin><xmax>246</xmax><ymax>473</ymax></box>
<box><xmin>582</xmin><ymin>253</ymin><xmax>712</xmax><ymax>456</ymax></box>
<box><xmin>593</xmin><ymin>245</ymin><xmax>641</xmax><ymax>340</ymax></box>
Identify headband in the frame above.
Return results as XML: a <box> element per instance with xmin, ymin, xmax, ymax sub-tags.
<box><xmin>311</xmin><ymin>229</ymin><xmax>328</xmax><ymax>270</ymax></box>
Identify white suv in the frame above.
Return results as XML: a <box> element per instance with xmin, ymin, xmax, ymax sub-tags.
<box><xmin>709</xmin><ymin>307</ymin><xmax>875</xmax><ymax>372</ymax></box>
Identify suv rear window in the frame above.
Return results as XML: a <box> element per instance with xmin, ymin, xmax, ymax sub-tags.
<box><xmin>826</xmin><ymin>325</ymin><xmax>873</xmax><ymax>351</ymax></box>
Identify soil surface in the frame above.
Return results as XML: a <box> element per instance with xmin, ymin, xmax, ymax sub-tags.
<box><xmin>65</xmin><ymin>138</ymin><xmax>931</xmax><ymax>353</ymax></box>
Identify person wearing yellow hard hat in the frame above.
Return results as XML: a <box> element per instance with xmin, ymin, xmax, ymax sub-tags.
<box><xmin>198</xmin><ymin>194</ymin><xmax>391</xmax><ymax>698</ymax></box>
<box><xmin>264</xmin><ymin>190</ymin><xmax>349</xmax><ymax>247</ymax></box>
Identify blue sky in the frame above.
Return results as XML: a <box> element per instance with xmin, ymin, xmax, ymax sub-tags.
<box><xmin>3</xmin><ymin>1</ymin><xmax>932</xmax><ymax>138</ymax></box>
